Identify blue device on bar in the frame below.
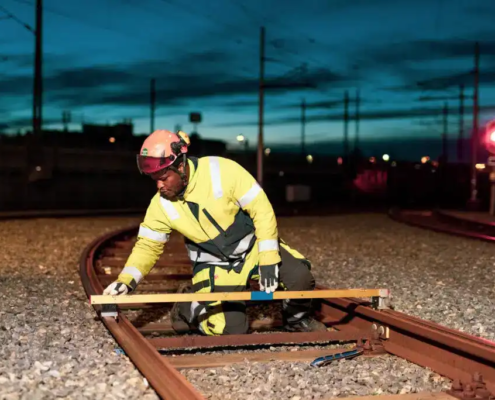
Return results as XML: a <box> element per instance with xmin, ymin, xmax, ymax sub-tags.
<box><xmin>310</xmin><ymin>348</ymin><xmax>363</xmax><ymax>367</ymax></box>
<box><xmin>251</xmin><ymin>291</ymin><xmax>274</xmax><ymax>301</ymax></box>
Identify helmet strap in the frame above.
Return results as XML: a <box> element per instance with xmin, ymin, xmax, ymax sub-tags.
<box><xmin>170</xmin><ymin>154</ymin><xmax>189</xmax><ymax>199</ymax></box>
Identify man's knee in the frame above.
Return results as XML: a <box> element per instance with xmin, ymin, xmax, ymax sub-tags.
<box><xmin>199</xmin><ymin>302</ymin><xmax>248</xmax><ymax>335</ymax></box>
<box><xmin>279</xmin><ymin>244</ymin><xmax>316</xmax><ymax>291</ymax></box>
<box><xmin>282</xmin><ymin>260</ymin><xmax>315</xmax><ymax>291</ymax></box>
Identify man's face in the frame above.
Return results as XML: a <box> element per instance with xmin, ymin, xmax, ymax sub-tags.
<box><xmin>151</xmin><ymin>167</ymin><xmax>185</xmax><ymax>201</ymax></box>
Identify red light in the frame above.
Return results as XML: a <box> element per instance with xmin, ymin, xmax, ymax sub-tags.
<box><xmin>484</xmin><ymin>119</ymin><xmax>495</xmax><ymax>154</ymax></box>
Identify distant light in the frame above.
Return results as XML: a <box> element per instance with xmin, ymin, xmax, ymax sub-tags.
<box><xmin>279</xmin><ymin>171</ymin><xmax>284</xmax><ymax>177</ymax></box>
<box><xmin>109</xmin><ymin>137</ymin><xmax>116</xmax><ymax>143</ymax></box>
<box><xmin>236</xmin><ymin>134</ymin><xmax>245</xmax><ymax>142</ymax></box>
<box><xmin>264</xmin><ymin>148</ymin><xmax>271</xmax><ymax>156</ymax></box>
<box><xmin>391</xmin><ymin>161</ymin><xmax>397</xmax><ymax>167</ymax></box>
<box><xmin>306</xmin><ymin>154</ymin><xmax>313</xmax><ymax>163</ymax></box>
<box><xmin>369</xmin><ymin>156</ymin><xmax>376</xmax><ymax>163</ymax></box>
<box><xmin>382</xmin><ymin>154</ymin><xmax>390</xmax><ymax>162</ymax></box>
<box><xmin>421</xmin><ymin>156</ymin><xmax>430</xmax><ymax>164</ymax></box>
<box><xmin>431</xmin><ymin>160</ymin><xmax>439</xmax><ymax>167</ymax></box>
<box><xmin>337</xmin><ymin>156</ymin><xmax>343</xmax><ymax>165</ymax></box>
<box><xmin>490</xmin><ymin>131</ymin><xmax>495</xmax><ymax>142</ymax></box>
<box><xmin>476</xmin><ymin>163</ymin><xmax>486</xmax><ymax>170</ymax></box>
<box><xmin>35</xmin><ymin>166</ymin><xmax>41</xmax><ymax>172</ymax></box>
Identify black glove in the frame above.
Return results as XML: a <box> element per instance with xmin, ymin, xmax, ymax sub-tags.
<box><xmin>259</xmin><ymin>264</ymin><xmax>279</xmax><ymax>293</ymax></box>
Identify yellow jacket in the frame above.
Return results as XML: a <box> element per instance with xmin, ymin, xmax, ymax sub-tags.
<box><xmin>117</xmin><ymin>156</ymin><xmax>281</xmax><ymax>289</ymax></box>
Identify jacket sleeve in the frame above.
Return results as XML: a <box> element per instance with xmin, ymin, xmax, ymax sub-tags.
<box><xmin>227</xmin><ymin>160</ymin><xmax>281</xmax><ymax>267</ymax></box>
<box><xmin>116</xmin><ymin>194</ymin><xmax>172</xmax><ymax>290</ymax></box>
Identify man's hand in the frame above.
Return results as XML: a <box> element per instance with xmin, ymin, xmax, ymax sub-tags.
<box><xmin>259</xmin><ymin>264</ymin><xmax>279</xmax><ymax>294</ymax></box>
<box><xmin>103</xmin><ymin>281</ymin><xmax>131</xmax><ymax>296</ymax></box>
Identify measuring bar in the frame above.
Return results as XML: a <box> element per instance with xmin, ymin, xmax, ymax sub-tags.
<box><xmin>91</xmin><ymin>288</ymin><xmax>390</xmax><ymax>305</ymax></box>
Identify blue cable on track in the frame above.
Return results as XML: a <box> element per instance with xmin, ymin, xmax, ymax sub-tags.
<box><xmin>310</xmin><ymin>348</ymin><xmax>363</xmax><ymax>367</ymax></box>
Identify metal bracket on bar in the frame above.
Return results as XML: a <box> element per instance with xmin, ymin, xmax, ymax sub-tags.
<box><xmin>371</xmin><ymin>289</ymin><xmax>392</xmax><ymax>310</ymax></box>
<box><xmin>101</xmin><ymin>304</ymin><xmax>119</xmax><ymax>320</ymax></box>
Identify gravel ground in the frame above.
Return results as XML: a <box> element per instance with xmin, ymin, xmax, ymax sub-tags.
<box><xmin>1</xmin><ymin>213</ymin><xmax>494</xmax><ymax>400</ymax></box>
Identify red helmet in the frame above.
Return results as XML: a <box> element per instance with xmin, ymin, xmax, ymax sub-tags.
<box><xmin>136</xmin><ymin>130</ymin><xmax>190</xmax><ymax>175</ymax></box>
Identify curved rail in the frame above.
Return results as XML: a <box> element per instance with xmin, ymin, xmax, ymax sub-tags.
<box><xmin>79</xmin><ymin>225</ymin><xmax>204</xmax><ymax>400</ymax></box>
<box><xmin>80</xmin><ymin>222</ymin><xmax>495</xmax><ymax>399</ymax></box>
<box><xmin>389</xmin><ymin>208</ymin><xmax>495</xmax><ymax>243</ymax></box>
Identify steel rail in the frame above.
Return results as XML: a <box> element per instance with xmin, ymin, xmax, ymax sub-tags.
<box><xmin>320</xmin><ymin>297</ymin><xmax>495</xmax><ymax>393</ymax></box>
<box><xmin>79</xmin><ymin>226</ymin><xmax>205</xmax><ymax>400</ymax></box>
<box><xmin>388</xmin><ymin>208</ymin><xmax>495</xmax><ymax>243</ymax></box>
<box><xmin>387</xmin><ymin>207</ymin><xmax>495</xmax><ymax>396</ymax></box>
<box><xmin>81</xmin><ymin>219</ymin><xmax>495</xmax><ymax>400</ymax></box>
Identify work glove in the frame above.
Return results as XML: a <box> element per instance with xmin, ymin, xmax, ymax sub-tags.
<box><xmin>103</xmin><ymin>281</ymin><xmax>131</xmax><ymax>296</ymax></box>
<box><xmin>259</xmin><ymin>264</ymin><xmax>279</xmax><ymax>294</ymax></box>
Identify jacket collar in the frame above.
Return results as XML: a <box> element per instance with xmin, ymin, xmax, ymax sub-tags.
<box><xmin>183</xmin><ymin>158</ymin><xmax>198</xmax><ymax>199</ymax></box>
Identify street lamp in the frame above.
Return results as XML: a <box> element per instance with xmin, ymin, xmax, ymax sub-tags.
<box><xmin>236</xmin><ymin>134</ymin><xmax>248</xmax><ymax>165</ymax></box>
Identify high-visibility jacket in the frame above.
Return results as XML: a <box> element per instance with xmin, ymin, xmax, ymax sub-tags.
<box><xmin>116</xmin><ymin>156</ymin><xmax>281</xmax><ymax>290</ymax></box>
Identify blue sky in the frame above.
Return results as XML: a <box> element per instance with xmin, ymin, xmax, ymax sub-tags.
<box><xmin>1</xmin><ymin>0</ymin><xmax>495</xmax><ymax>160</ymax></box>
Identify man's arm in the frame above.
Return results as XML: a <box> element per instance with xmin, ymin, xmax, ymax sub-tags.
<box><xmin>105</xmin><ymin>194</ymin><xmax>171</xmax><ymax>294</ymax></box>
<box><xmin>228</xmin><ymin>160</ymin><xmax>281</xmax><ymax>267</ymax></box>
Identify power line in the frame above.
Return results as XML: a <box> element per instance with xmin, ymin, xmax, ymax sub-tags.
<box><xmin>0</xmin><ymin>4</ymin><xmax>34</xmax><ymax>33</ymax></box>
<box><xmin>3</xmin><ymin>0</ymin><xmax>256</xmax><ymax>83</ymax></box>
<box><xmin>228</xmin><ymin>0</ymin><xmax>339</xmax><ymax>62</ymax></box>
<box><xmin>225</xmin><ymin>0</ymin><xmax>338</xmax><ymax>73</ymax></box>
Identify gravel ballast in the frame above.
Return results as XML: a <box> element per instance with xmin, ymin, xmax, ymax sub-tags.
<box><xmin>0</xmin><ymin>213</ymin><xmax>494</xmax><ymax>400</ymax></box>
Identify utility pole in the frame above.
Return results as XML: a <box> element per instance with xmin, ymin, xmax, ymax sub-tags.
<box><xmin>458</xmin><ymin>84</ymin><xmax>464</xmax><ymax>163</ymax></box>
<box><xmin>343</xmin><ymin>90</ymin><xmax>349</xmax><ymax>161</ymax></box>
<box><xmin>62</xmin><ymin>111</ymin><xmax>70</xmax><ymax>132</ymax></box>
<box><xmin>354</xmin><ymin>89</ymin><xmax>360</xmax><ymax>153</ymax></box>
<box><xmin>150</xmin><ymin>78</ymin><xmax>156</xmax><ymax>133</ymax></box>
<box><xmin>33</xmin><ymin>0</ymin><xmax>42</xmax><ymax>142</ymax></box>
<box><xmin>257</xmin><ymin>26</ymin><xmax>265</xmax><ymax>185</ymax></box>
<box><xmin>469</xmin><ymin>41</ymin><xmax>480</xmax><ymax>206</ymax></box>
<box><xmin>256</xmin><ymin>27</ymin><xmax>315</xmax><ymax>186</ymax></box>
<box><xmin>301</xmin><ymin>98</ymin><xmax>306</xmax><ymax>156</ymax></box>
<box><xmin>442</xmin><ymin>102</ymin><xmax>448</xmax><ymax>164</ymax></box>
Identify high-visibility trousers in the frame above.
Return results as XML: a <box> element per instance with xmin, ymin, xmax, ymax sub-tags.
<box><xmin>177</xmin><ymin>239</ymin><xmax>316</xmax><ymax>336</ymax></box>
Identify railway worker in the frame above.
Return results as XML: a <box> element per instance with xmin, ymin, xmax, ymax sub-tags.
<box><xmin>103</xmin><ymin>129</ymin><xmax>327</xmax><ymax>335</ymax></box>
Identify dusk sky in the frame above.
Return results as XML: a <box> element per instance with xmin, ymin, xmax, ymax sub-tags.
<box><xmin>2</xmin><ymin>0</ymin><xmax>495</xmax><ymax>160</ymax></box>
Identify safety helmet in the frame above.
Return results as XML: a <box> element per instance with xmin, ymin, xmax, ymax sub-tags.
<box><xmin>136</xmin><ymin>130</ymin><xmax>190</xmax><ymax>175</ymax></box>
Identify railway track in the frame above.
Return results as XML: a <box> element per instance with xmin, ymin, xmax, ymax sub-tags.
<box><xmin>389</xmin><ymin>208</ymin><xmax>495</xmax><ymax>243</ymax></box>
<box><xmin>79</xmin><ymin>220</ymin><xmax>495</xmax><ymax>400</ymax></box>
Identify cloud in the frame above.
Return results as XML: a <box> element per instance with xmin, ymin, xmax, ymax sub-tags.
<box><xmin>353</xmin><ymin>37</ymin><xmax>495</xmax><ymax>93</ymax></box>
<box><xmin>417</xmin><ymin>94</ymin><xmax>466</xmax><ymax>102</ymax></box>
<box><xmin>360</xmin><ymin>39</ymin><xmax>495</xmax><ymax>68</ymax></box>
<box><xmin>277</xmin><ymin>98</ymin><xmax>384</xmax><ymax>111</ymax></box>
<box><xmin>384</xmin><ymin>69</ymin><xmax>495</xmax><ymax>92</ymax></box>
<box><xmin>0</xmin><ymin>51</ymin><xmax>350</xmax><ymax>111</ymax></box>
<box><xmin>464</xmin><ymin>3</ymin><xmax>495</xmax><ymax>17</ymax></box>
<box><xmin>0</xmin><ymin>52</ymin><xmax>82</xmax><ymax>72</ymax></box>
<box><xmin>213</xmin><ymin>103</ymin><xmax>495</xmax><ymax>128</ymax></box>
<box><xmin>0</xmin><ymin>115</ymin><xmax>62</xmax><ymax>132</ymax></box>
